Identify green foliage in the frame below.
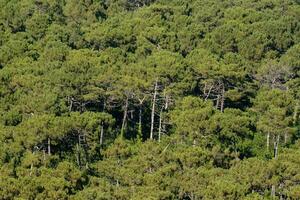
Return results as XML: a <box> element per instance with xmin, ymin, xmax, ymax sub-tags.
<box><xmin>0</xmin><ymin>0</ymin><xmax>299</xmax><ymax>199</ymax></box>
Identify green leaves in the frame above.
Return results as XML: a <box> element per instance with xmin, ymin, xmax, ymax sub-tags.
<box><xmin>171</xmin><ymin>96</ymin><xmax>214</xmax><ymax>140</ymax></box>
<box><xmin>0</xmin><ymin>0</ymin><xmax>299</xmax><ymax>199</ymax></box>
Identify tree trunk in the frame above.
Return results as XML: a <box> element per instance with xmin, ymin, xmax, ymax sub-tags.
<box><xmin>121</xmin><ymin>97</ymin><xmax>129</xmax><ymax>137</ymax></box>
<box><xmin>48</xmin><ymin>137</ymin><xmax>51</xmax><ymax>156</ymax></box>
<box><xmin>100</xmin><ymin>101</ymin><xmax>106</xmax><ymax>146</ymax></box>
<box><xmin>293</xmin><ymin>103</ymin><xmax>299</xmax><ymax>125</ymax></box>
<box><xmin>165</xmin><ymin>94</ymin><xmax>169</xmax><ymax>110</ymax></box>
<box><xmin>271</xmin><ymin>185</ymin><xmax>276</xmax><ymax>199</ymax></box>
<box><xmin>279</xmin><ymin>183</ymin><xmax>283</xmax><ymax>200</ymax></box>
<box><xmin>138</xmin><ymin>105</ymin><xmax>143</xmax><ymax>140</ymax></box>
<box><xmin>30</xmin><ymin>162</ymin><xmax>33</xmax><ymax>176</ymax></box>
<box><xmin>274</xmin><ymin>135</ymin><xmax>279</xmax><ymax>159</ymax></box>
<box><xmin>30</xmin><ymin>150</ymin><xmax>35</xmax><ymax>176</ymax></box>
<box><xmin>267</xmin><ymin>132</ymin><xmax>270</xmax><ymax>151</ymax></box>
<box><xmin>43</xmin><ymin>149</ymin><xmax>46</xmax><ymax>162</ymax></box>
<box><xmin>203</xmin><ymin>82</ymin><xmax>207</xmax><ymax>97</ymax></box>
<box><xmin>271</xmin><ymin>135</ymin><xmax>280</xmax><ymax>199</ymax></box>
<box><xmin>205</xmin><ymin>85</ymin><xmax>213</xmax><ymax>101</ymax></box>
<box><xmin>69</xmin><ymin>97</ymin><xmax>73</xmax><ymax>112</ymax></box>
<box><xmin>150</xmin><ymin>79</ymin><xmax>158</xmax><ymax>140</ymax></box>
<box><xmin>103</xmin><ymin>101</ymin><xmax>106</xmax><ymax>112</ymax></box>
<box><xmin>220</xmin><ymin>84</ymin><xmax>225</xmax><ymax>112</ymax></box>
<box><xmin>193</xmin><ymin>139</ymin><xmax>196</xmax><ymax>147</ymax></box>
<box><xmin>284</xmin><ymin>133</ymin><xmax>287</xmax><ymax>144</ymax></box>
<box><xmin>77</xmin><ymin>134</ymin><xmax>81</xmax><ymax>167</ymax></box>
<box><xmin>137</xmin><ymin>97</ymin><xmax>146</xmax><ymax>141</ymax></box>
<box><xmin>215</xmin><ymin>95</ymin><xmax>220</xmax><ymax>109</ymax></box>
<box><xmin>100</xmin><ymin>122</ymin><xmax>104</xmax><ymax>146</ymax></box>
<box><xmin>158</xmin><ymin>110</ymin><xmax>163</xmax><ymax>142</ymax></box>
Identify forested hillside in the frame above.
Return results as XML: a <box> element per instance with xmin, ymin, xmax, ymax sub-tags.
<box><xmin>0</xmin><ymin>0</ymin><xmax>300</xmax><ymax>199</ymax></box>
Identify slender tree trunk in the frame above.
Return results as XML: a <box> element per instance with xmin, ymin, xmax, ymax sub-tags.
<box><xmin>30</xmin><ymin>162</ymin><xmax>33</xmax><ymax>176</ymax></box>
<box><xmin>284</xmin><ymin>133</ymin><xmax>287</xmax><ymax>144</ymax></box>
<box><xmin>274</xmin><ymin>135</ymin><xmax>279</xmax><ymax>159</ymax></box>
<box><xmin>43</xmin><ymin>149</ymin><xmax>46</xmax><ymax>162</ymax></box>
<box><xmin>165</xmin><ymin>94</ymin><xmax>169</xmax><ymax>110</ymax></box>
<box><xmin>267</xmin><ymin>132</ymin><xmax>270</xmax><ymax>151</ymax></box>
<box><xmin>205</xmin><ymin>85</ymin><xmax>213</xmax><ymax>101</ymax></box>
<box><xmin>215</xmin><ymin>95</ymin><xmax>220</xmax><ymax>109</ymax></box>
<box><xmin>293</xmin><ymin>103</ymin><xmax>299</xmax><ymax>125</ymax></box>
<box><xmin>99</xmin><ymin>101</ymin><xmax>106</xmax><ymax>146</ymax></box>
<box><xmin>121</xmin><ymin>97</ymin><xmax>129</xmax><ymax>137</ymax></box>
<box><xmin>77</xmin><ymin>134</ymin><xmax>81</xmax><ymax>167</ymax></box>
<box><xmin>150</xmin><ymin>79</ymin><xmax>158</xmax><ymax>140</ymax></box>
<box><xmin>138</xmin><ymin>105</ymin><xmax>142</xmax><ymax>140</ymax></box>
<box><xmin>48</xmin><ymin>137</ymin><xmax>51</xmax><ymax>156</ymax></box>
<box><xmin>83</xmin><ymin>143</ymin><xmax>89</xmax><ymax>169</ymax></box>
<box><xmin>271</xmin><ymin>135</ymin><xmax>280</xmax><ymax>199</ymax></box>
<box><xmin>100</xmin><ymin>122</ymin><xmax>104</xmax><ymax>146</ymax></box>
<box><xmin>69</xmin><ymin>97</ymin><xmax>73</xmax><ymax>112</ymax></box>
<box><xmin>188</xmin><ymin>193</ymin><xmax>195</xmax><ymax>200</ymax></box>
<box><xmin>279</xmin><ymin>183</ymin><xmax>283</xmax><ymax>200</ymax></box>
<box><xmin>158</xmin><ymin>110</ymin><xmax>163</xmax><ymax>142</ymax></box>
<box><xmin>80</xmin><ymin>102</ymin><xmax>84</xmax><ymax>113</ymax></box>
<box><xmin>137</xmin><ymin>97</ymin><xmax>145</xmax><ymax>141</ymax></box>
<box><xmin>274</xmin><ymin>135</ymin><xmax>277</xmax><ymax>159</ymax></box>
<box><xmin>30</xmin><ymin>150</ymin><xmax>35</xmax><ymax>176</ymax></box>
<box><xmin>276</xmin><ymin>135</ymin><xmax>280</xmax><ymax>159</ymax></box>
<box><xmin>234</xmin><ymin>147</ymin><xmax>239</xmax><ymax>161</ymax></box>
<box><xmin>271</xmin><ymin>185</ymin><xmax>276</xmax><ymax>199</ymax></box>
<box><xmin>220</xmin><ymin>84</ymin><xmax>225</xmax><ymax>112</ymax></box>
<box><xmin>162</xmin><ymin>95</ymin><xmax>169</xmax><ymax>135</ymax></box>
<box><xmin>30</xmin><ymin>164</ymin><xmax>33</xmax><ymax>175</ymax></box>
<box><xmin>193</xmin><ymin>139</ymin><xmax>196</xmax><ymax>147</ymax></box>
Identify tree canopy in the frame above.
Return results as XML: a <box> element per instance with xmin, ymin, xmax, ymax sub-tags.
<box><xmin>0</xmin><ymin>0</ymin><xmax>299</xmax><ymax>199</ymax></box>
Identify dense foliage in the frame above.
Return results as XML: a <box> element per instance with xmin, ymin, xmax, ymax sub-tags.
<box><xmin>0</xmin><ymin>0</ymin><xmax>300</xmax><ymax>199</ymax></box>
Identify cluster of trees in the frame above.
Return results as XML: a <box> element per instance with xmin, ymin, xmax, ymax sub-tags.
<box><xmin>0</xmin><ymin>0</ymin><xmax>299</xmax><ymax>199</ymax></box>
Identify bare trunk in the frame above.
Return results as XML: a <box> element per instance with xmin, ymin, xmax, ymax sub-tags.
<box><xmin>48</xmin><ymin>137</ymin><xmax>51</xmax><ymax>156</ymax></box>
<box><xmin>274</xmin><ymin>135</ymin><xmax>279</xmax><ymax>159</ymax></box>
<box><xmin>203</xmin><ymin>82</ymin><xmax>207</xmax><ymax>96</ymax></box>
<box><xmin>279</xmin><ymin>183</ymin><xmax>283</xmax><ymax>200</ymax></box>
<box><xmin>271</xmin><ymin>185</ymin><xmax>276</xmax><ymax>199</ymax></box>
<box><xmin>150</xmin><ymin>79</ymin><xmax>158</xmax><ymax>140</ymax></box>
<box><xmin>30</xmin><ymin>150</ymin><xmax>35</xmax><ymax>176</ymax></box>
<box><xmin>165</xmin><ymin>95</ymin><xmax>169</xmax><ymax>110</ymax></box>
<box><xmin>121</xmin><ymin>97</ymin><xmax>129</xmax><ymax>137</ymax></box>
<box><xmin>220</xmin><ymin>84</ymin><xmax>225</xmax><ymax>112</ymax></box>
<box><xmin>100</xmin><ymin>101</ymin><xmax>106</xmax><ymax>146</ymax></box>
<box><xmin>43</xmin><ymin>149</ymin><xmax>46</xmax><ymax>162</ymax></box>
<box><xmin>30</xmin><ymin>162</ymin><xmax>33</xmax><ymax>176</ymax></box>
<box><xmin>158</xmin><ymin>110</ymin><xmax>163</xmax><ymax>142</ymax></box>
<box><xmin>215</xmin><ymin>95</ymin><xmax>220</xmax><ymax>109</ymax></box>
<box><xmin>271</xmin><ymin>135</ymin><xmax>280</xmax><ymax>199</ymax></box>
<box><xmin>267</xmin><ymin>132</ymin><xmax>270</xmax><ymax>151</ymax></box>
<box><xmin>100</xmin><ymin>123</ymin><xmax>104</xmax><ymax>146</ymax></box>
<box><xmin>69</xmin><ymin>97</ymin><xmax>73</xmax><ymax>112</ymax></box>
<box><xmin>284</xmin><ymin>133</ymin><xmax>287</xmax><ymax>144</ymax></box>
<box><xmin>205</xmin><ymin>85</ymin><xmax>213</xmax><ymax>101</ymax></box>
<box><xmin>293</xmin><ymin>103</ymin><xmax>299</xmax><ymax>125</ymax></box>
<box><xmin>103</xmin><ymin>101</ymin><xmax>106</xmax><ymax>112</ymax></box>
<box><xmin>276</xmin><ymin>135</ymin><xmax>280</xmax><ymax>158</ymax></box>
<box><xmin>77</xmin><ymin>134</ymin><xmax>81</xmax><ymax>167</ymax></box>
<box><xmin>137</xmin><ymin>97</ymin><xmax>146</xmax><ymax>141</ymax></box>
<box><xmin>138</xmin><ymin>105</ymin><xmax>142</xmax><ymax>140</ymax></box>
